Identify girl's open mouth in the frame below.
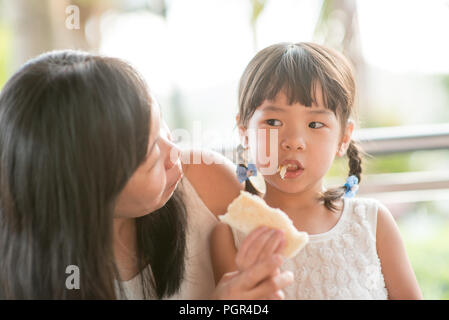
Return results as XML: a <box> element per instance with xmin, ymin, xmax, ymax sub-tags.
<box><xmin>278</xmin><ymin>160</ymin><xmax>304</xmax><ymax>179</ymax></box>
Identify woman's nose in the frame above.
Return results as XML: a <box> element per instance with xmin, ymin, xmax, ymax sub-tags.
<box><xmin>280</xmin><ymin>135</ymin><xmax>306</xmax><ymax>151</ymax></box>
<box><xmin>159</xmin><ymin>137</ymin><xmax>181</xmax><ymax>170</ymax></box>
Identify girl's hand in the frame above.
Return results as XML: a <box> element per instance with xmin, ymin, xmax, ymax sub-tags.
<box><xmin>210</xmin><ymin>226</ymin><xmax>292</xmax><ymax>300</ymax></box>
<box><xmin>210</xmin><ymin>254</ymin><xmax>293</xmax><ymax>300</ymax></box>
<box><xmin>235</xmin><ymin>226</ymin><xmax>286</xmax><ymax>272</ymax></box>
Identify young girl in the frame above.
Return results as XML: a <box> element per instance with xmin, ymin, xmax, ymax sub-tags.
<box><xmin>210</xmin><ymin>42</ymin><xmax>423</xmax><ymax>300</ymax></box>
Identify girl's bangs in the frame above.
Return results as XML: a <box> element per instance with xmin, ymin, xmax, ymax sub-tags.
<box><xmin>250</xmin><ymin>46</ymin><xmax>341</xmax><ymax>116</ymax></box>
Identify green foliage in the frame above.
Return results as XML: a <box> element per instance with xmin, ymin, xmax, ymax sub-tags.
<box><xmin>398</xmin><ymin>210</ymin><xmax>449</xmax><ymax>299</ymax></box>
<box><xmin>363</xmin><ymin>152</ymin><xmax>413</xmax><ymax>174</ymax></box>
<box><xmin>359</xmin><ymin>108</ymin><xmax>405</xmax><ymax>128</ymax></box>
<box><xmin>249</xmin><ymin>0</ymin><xmax>267</xmax><ymax>50</ymax></box>
<box><xmin>440</xmin><ymin>74</ymin><xmax>449</xmax><ymax>94</ymax></box>
<box><xmin>0</xmin><ymin>23</ymin><xmax>11</xmax><ymax>90</ymax></box>
<box><xmin>326</xmin><ymin>151</ymin><xmax>414</xmax><ymax>180</ymax></box>
<box><xmin>327</xmin><ymin>150</ymin><xmax>449</xmax><ymax>179</ymax></box>
<box><xmin>250</xmin><ymin>0</ymin><xmax>267</xmax><ymax>26</ymax></box>
<box><xmin>313</xmin><ymin>0</ymin><xmax>332</xmax><ymax>41</ymax></box>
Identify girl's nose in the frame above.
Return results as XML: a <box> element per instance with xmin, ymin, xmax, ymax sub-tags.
<box><xmin>281</xmin><ymin>136</ymin><xmax>306</xmax><ymax>151</ymax></box>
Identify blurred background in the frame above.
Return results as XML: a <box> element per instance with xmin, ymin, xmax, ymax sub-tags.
<box><xmin>0</xmin><ymin>0</ymin><xmax>448</xmax><ymax>299</ymax></box>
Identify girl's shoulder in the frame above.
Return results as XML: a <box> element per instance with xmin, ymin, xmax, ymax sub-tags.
<box><xmin>344</xmin><ymin>196</ymin><xmax>385</xmax><ymax>216</ymax></box>
<box><xmin>181</xmin><ymin>149</ymin><xmax>244</xmax><ymax>216</ymax></box>
<box><xmin>343</xmin><ymin>196</ymin><xmax>393</xmax><ymax>237</ymax></box>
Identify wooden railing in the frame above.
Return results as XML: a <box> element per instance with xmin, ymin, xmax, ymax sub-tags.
<box><xmin>353</xmin><ymin>123</ymin><xmax>449</xmax><ymax>155</ymax></box>
<box><xmin>336</xmin><ymin>123</ymin><xmax>449</xmax><ymax>204</ymax></box>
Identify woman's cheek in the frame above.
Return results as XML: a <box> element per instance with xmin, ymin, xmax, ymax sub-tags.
<box><xmin>148</xmin><ymin>163</ymin><xmax>166</xmax><ymax>195</ymax></box>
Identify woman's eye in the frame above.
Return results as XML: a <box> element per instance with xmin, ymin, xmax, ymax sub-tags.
<box><xmin>309</xmin><ymin>122</ymin><xmax>324</xmax><ymax>129</ymax></box>
<box><xmin>266</xmin><ymin>119</ymin><xmax>282</xmax><ymax>126</ymax></box>
<box><xmin>160</xmin><ymin>126</ymin><xmax>173</xmax><ymax>142</ymax></box>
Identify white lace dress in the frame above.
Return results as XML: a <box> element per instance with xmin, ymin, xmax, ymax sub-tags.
<box><xmin>231</xmin><ymin>197</ymin><xmax>389</xmax><ymax>300</ymax></box>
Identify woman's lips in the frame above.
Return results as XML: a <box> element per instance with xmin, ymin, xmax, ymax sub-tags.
<box><xmin>166</xmin><ymin>173</ymin><xmax>182</xmax><ymax>193</ymax></box>
<box><xmin>166</xmin><ymin>163</ymin><xmax>183</xmax><ymax>191</ymax></box>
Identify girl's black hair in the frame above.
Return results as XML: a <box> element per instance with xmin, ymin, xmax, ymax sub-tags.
<box><xmin>0</xmin><ymin>50</ymin><xmax>186</xmax><ymax>299</ymax></box>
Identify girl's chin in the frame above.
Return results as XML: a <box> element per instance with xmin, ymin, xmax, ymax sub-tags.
<box><xmin>265</xmin><ymin>178</ymin><xmax>307</xmax><ymax>194</ymax></box>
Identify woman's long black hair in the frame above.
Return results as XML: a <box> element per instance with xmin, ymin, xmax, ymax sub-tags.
<box><xmin>0</xmin><ymin>50</ymin><xmax>186</xmax><ymax>299</ymax></box>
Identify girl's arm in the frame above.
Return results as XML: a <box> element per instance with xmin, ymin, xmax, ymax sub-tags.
<box><xmin>376</xmin><ymin>203</ymin><xmax>423</xmax><ymax>299</ymax></box>
<box><xmin>210</xmin><ymin>223</ymin><xmax>238</xmax><ymax>284</ymax></box>
<box><xmin>182</xmin><ymin>150</ymin><xmax>244</xmax><ymax>216</ymax></box>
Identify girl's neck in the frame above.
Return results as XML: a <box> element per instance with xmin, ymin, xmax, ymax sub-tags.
<box><xmin>263</xmin><ymin>180</ymin><xmax>323</xmax><ymax>214</ymax></box>
<box><xmin>263</xmin><ymin>180</ymin><xmax>345</xmax><ymax>235</ymax></box>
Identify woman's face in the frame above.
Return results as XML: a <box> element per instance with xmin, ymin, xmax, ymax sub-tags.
<box><xmin>114</xmin><ymin>100</ymin><xmax>183</xmax><ymax>218</ymax></box>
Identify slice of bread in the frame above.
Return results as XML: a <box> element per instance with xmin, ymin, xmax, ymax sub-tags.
<box><xmin>219</xmin><ymin>191</ymin><xmax>309</xmax><ymax>259</ymax></box>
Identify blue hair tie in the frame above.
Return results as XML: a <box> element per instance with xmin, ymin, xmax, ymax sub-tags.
<box><xmin>236</xmin><ymin>163</ymin><xmax>257</xmax><ymax>183</ymax></box>
<box><xmin>344</xmin><ymin>175</ymin><xmax>359</xmax><ymax>198</ymax></box>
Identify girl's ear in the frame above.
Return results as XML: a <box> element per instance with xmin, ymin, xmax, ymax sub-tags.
<box><xmin>337</xmin><ymin>119</ymin><xmax>354</xmax><ymax>157</ymax></box>
<box><xmin>236</xmin><ymin>113</ymin><xmax>249</xmax><ymax>147</ymax></box>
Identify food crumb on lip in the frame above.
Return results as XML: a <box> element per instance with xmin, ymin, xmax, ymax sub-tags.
<box><xmin>278</xmin><ymin>163</ymin><xmax>303</xmax><ymax>179</ymax></box>
<box><xmin>279</xmin><ymin>165</ymin><xmax>287</xmax><ymax>179</ymax></box>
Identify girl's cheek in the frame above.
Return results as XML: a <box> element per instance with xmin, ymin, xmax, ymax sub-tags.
<box><xmin>245</xmin><ymin>119</ymin><xmax>277</xmax><ymax>164</ymax></box>
<box><xmin>247</xmin><ymin>129</ymin><xmax>279</xmax><ymax>169</ymax></box>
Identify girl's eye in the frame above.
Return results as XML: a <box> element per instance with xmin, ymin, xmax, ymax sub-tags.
<box><xmin>309</xmin><ymin>121</ymin><xmax>324</xmax><ymax>129</ymax></box>
<box><xmin>266</xmin><ymin>119</ymin><xmax>282</xmax><ymax>126</ymax></box>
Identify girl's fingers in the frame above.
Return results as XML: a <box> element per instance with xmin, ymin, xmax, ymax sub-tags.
<box><xmin>220</xmin><ymin>270</ymin><xmax>239</xmax><ymax>282</ymax></box>
<box><xmin>268</xmin><ymin>289</ymin><xmax>286</xmax><ymax>300</ymax></box>
<box><xmin>256</xmin><ymin>230</ymin><xmax>285</xmax><ymax>264</ymax></box>
<box><xmin>236</xmin><ymin>226</ymin><xmax>271</xmax><ymax>269</ymax></box>
<box><xmin>214</xmin><ymin>256</ymin><xmax>291</xmax><ymax>300</ymax></box>
<box><xmin>239</xmin><ymin>254</ymin><xmax>283</xmax><ymax>290</ymax></box>
<box><xmin>274</xmin><ymin>234</ymin><xmax>286</xmax><ymax>254</ymax></box>
<box><xmin>236</xmin><ymin>226</ymin><xmax>267</xmax><ymax>263</ymax></box>
<box><xmin>240</xmin><ymin>229</ymin><xmax>279</xmax><ymax>269</ymax></box>
<box><xmin>246</xmin><ymin>270</ymin><xmax>294</xmax><ymax>300</ymax></box>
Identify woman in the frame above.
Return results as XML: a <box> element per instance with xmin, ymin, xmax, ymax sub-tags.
<box><xmin>0</xmin><ymin>50</ymin><xmax>292</xmax><ymax>299</ymax></box>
